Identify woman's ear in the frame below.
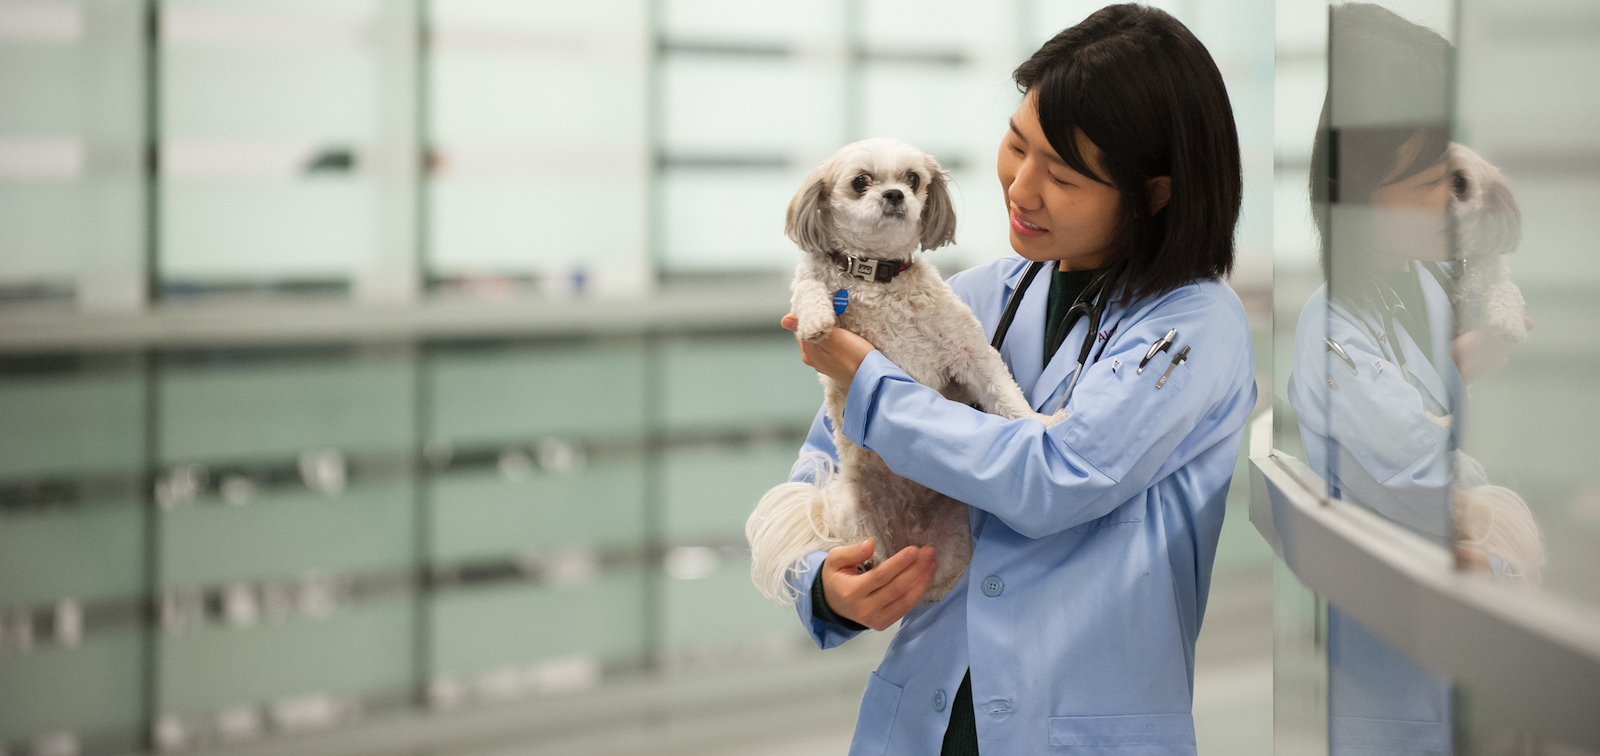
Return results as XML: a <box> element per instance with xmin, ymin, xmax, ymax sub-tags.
<box><xmin>786</xmin><ymin>163</ymin><xmax>835</xmax><ymax>254</ymax></box>
<box><xmin>1148</xmin><ymin>176</ymin><xmax>1172</xmax><ymax>214</ymax></box>
<box><xmin>920</xmin><ymin>158</ymin><xmax>957</xmax><ymax>250</ymax></box>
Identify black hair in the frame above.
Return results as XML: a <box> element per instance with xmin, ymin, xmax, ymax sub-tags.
<box><xmin>1308</xmin><ymin>3</ymin><xmax>1453</xmax><ymax>295</ymax></box>
<box><xmin>1013</xmin><ymin>3</ymin><xmax>1241</xmax><ymax>303</ymax></box>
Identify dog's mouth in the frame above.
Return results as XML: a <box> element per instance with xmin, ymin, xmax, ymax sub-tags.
<box><xmin>881</xmin><ymin>207</ymin><xmax>908</xmax><ymax>220</ymax></box>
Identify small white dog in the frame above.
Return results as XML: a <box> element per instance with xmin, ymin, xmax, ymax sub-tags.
<box><xmin>1447</xmin><ymin>143</ymin><xmax>1526</xmax><ymax>341</ymax></box>
<box><xmin>746</xmin><ymin>138</ymin><xmax>1063</xmax><ymax>605</ymax></box>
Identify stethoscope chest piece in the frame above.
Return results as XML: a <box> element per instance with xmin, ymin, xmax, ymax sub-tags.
<box><xmin>990</xmin><ymin>260</ymin><xmax>1112</xmax><ymax>414</ymax></box>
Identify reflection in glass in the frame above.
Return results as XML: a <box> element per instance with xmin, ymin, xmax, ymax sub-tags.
<box><xmin>1286</xmin><ymin>4</ymin><xmax>1549</xmax><ymax>754</ymax></box>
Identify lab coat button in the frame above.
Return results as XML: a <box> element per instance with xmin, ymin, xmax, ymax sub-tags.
<box><xmin>934</xmin><ymin>690</ymin><xmax>947</xmax><ymax>712</ymax></box>
<box><xmin>981</xmin><ymin>575</ymin><xmax>1004</xmax><ymax>597</ymax></box>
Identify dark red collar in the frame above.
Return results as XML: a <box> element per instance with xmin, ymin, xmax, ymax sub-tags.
<box><xmin>829</xmin><ymin>251</ymin><xmax>913</xmax><ymax>283</ymax></box>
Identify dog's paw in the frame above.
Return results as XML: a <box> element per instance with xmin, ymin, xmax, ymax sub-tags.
<box><xmin>1489</xmin><ymin>314</ymin><xmax>1528</xmax><ymax>342</ymax></box>
<box><xmin>797</xmin><ymin>316</ymin><xmax>836</xmax><ymax>342</ymax></box>
<box><xmin>1039</xmin><ymin>409</ymin><xmax>1070</xmax><ymax>427</ymax></box>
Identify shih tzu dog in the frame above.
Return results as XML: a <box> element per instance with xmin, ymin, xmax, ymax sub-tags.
<box><xmin>746</xmin><ymin>138</ymin><xmax>1063</xmax><ymax>605</ymax></box>
<box><xmin>1448</xmin><ymin>143</ymin><xmax>1527</xmax><ymax>341</ymax></box>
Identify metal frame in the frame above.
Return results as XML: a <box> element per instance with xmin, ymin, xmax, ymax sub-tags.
<box><xmin>1250</xmin><ymin>424</ymin><xmax>1600</xmax><ymax>750</ymax></box>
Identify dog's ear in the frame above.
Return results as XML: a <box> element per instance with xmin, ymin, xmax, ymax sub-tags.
<box><xmin>1478</xmin><ymin>170</ymin><xmax>1522</xmax><ymax>257</ymax></box>
<box><xmin>786</xmin><ymin>163</ymin><xmax>835</xmax><ymax>254</ymax></box>
<box><xmin>920</xmin><ymin>158</ymin><xmax>957</xmax><ymax>251</ymax></box>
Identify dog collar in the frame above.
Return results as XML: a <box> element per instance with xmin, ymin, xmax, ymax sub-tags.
<box><xmin>829</xmin><ymin>252</ymin><xmax>913</xmax><ymax>283</ymax></box>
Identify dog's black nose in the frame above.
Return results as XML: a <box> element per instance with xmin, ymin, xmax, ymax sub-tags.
<box><xmin>883</xmin><ymin>189</ymin><xmax>904</xmax><ymax>204</ymax></box>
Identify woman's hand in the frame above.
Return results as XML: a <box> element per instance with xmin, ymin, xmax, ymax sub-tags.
<box><xmin>1451</xmin><ymin>316</ymin><xmax>1533</xmax><ymax>385</ymax></box>
<box><xmin>781</xmin><ymin>314</ymin><xmax>876</xmax><ymax>386</ymax></box>
<box><xmin>820</xmin><ymin>539</ymin><xmax>936</xmax><ymax>631</ymax></box>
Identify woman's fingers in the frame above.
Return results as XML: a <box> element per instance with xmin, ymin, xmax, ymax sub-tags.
<box><xmin>821</xmin><ymin>544</ymin><xmax>936</xmax><ymax>630</ymax></box>
<box><xmin>780</xmin><ymin>314</ymin><xmax>798</xmax><ymax>331</ymax></box>
<box><xmin>861</xmin><ymin>548</ymin><xmax>937</xmax><ymax>630</ymax></box>
<box><xmin>876</xmin><ymin>565</ymin><xmax>937</xmax><ymax>627</ymax></box>
<box><xmin>852</xmin><ymin>545</ymin><xmax>924</xmax><ymax>593</ymax></box>
<box><xmin>868</xmin><ymin>547</ymin><xmax>935</xmax><ymax>601</ymax></box>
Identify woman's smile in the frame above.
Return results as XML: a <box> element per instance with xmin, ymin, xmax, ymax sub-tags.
<box><xmin>1010</xmin><ymin>210</ymin><xmax>1049</xmax><ymax>238</ymax></box>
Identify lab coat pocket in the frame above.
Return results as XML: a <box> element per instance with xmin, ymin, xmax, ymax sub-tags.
<box><xmin>1062</xmin><ymin>357</ymin><xmax>1193</xmax><ymax>482</ymax></box>
<box><xmin>1048</xmin><ymin>712</ymin><xmax>1196</xmax><ymax>754</ymax></box>
<box><xmin>850</xmin><ymin>672</ymin><xmax>904</xmax><ymax>756</ymax></box>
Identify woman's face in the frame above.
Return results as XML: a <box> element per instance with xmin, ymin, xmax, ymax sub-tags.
<box><xmin>1368</xmin><ymin>133</ymin><xmax>1452</xmax><ymax>263</ymax></box>
<box><xmin>997</xmin><ymin>91</ymin><xmax>1124</xmax><ymax>271</ymax></box>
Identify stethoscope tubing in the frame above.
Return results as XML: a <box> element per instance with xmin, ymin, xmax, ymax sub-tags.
<box><xmin>991</xmin><ymin>260</ymin><xmax>1111</xmax><ymax>414</ymax></box>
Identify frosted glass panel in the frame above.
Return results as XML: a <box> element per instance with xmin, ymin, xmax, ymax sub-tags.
<box><xmin>663</xmin><ymin>58</ymin><xmax>844</xmax><ymax>157</ymax></box>
<box><xmin>860</xmin><ymin>66</ymin><xmax>1012</xmax><ymax>170</ymax></box>
<box><xmin>661</xmin><ymin>169</ymin><xmax>805</xmax><ymax>270</ymax></box>
<box><xmin>157</xmin><ymin>0</ymin><xmax>399</xmax><ymax>287</ymax></box>
<box><xmin>662</xmin><ymin>0</ymin><xmax>843</xmax><ymax>45</ymax></box>
<box><xmin>426</xmin><ymin>0</ymin><xmax>648</xmax><ymax>281</ymax></box>
<box><xmin>861</xmin><ymin>0</ymin><xmax>1014</xmax><ymax>53</ymax></box>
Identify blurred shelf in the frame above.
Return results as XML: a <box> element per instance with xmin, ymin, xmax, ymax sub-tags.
<box><xmin>0</xmin><ymin>282</ymin><xmax>794</xmax><ymax>353</ymax></box>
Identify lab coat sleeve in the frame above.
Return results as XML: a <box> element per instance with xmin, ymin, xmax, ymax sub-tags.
<box><xmin>792</xmin><ymin>549</ymin><xmax>867</xmax><ymax>648</ymax></box>
<box><xmin>783</xmin><ymin>406</ymin><xmax>866</xmax><ymax>647</ymax></box>
<box><xmin>840</xmin><ymin>288</ymin><xmax>1253</xmax><ymax>539</ymax></box>
<box><xmin>789</xmin><ymin>404</ymin><xmax>839</xmax><ymax>484</ymax></box>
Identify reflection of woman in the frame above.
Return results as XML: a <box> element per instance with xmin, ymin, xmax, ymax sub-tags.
<box><xmin>1287</xmin><ymin>5</ymin><xmax>1539</xmax><ymax>755</ymax></box>
<box><xmin>775</xmin><ymin>6</ymin><xmax>1256</xmax><ymax>754</ymax></box>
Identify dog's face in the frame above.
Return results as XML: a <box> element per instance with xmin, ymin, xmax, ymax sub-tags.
<box><xmin>785</xmin><ymin>138</ymin><xmax>956</xmax><ymax>259</ymax></box>
<box><xmin>1447</xmin><ymin>142</ymin><xmax>1521</xmax><ymax>260</ymax></box>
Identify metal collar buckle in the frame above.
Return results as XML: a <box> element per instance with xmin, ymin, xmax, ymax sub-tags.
<box><xmin>833</xmin><ymin>252</ymin><xmax>910</xmax><ymax>284</ymax></box>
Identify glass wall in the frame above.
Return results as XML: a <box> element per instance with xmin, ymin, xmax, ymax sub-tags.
<box><xmin>1270</xmin><ymin>0</ymin><xmax>1600</xmax><ymax>753</ymax></box>
<box><xmin>0</xmin><ymin>0</ymin><xmax>1276</xmax><ymax>305</ymax></box>
<box><xmin>0</xmin><ymin>1</ymin><xmax>1278</xmax><ymax>754</ymax></box>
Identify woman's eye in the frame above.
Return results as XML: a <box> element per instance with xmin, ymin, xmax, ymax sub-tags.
<box><xmin>1050</xmin><ymin>175</ymin><xmax>1071</xmax><ymax>186</ymax></box>
<box><xmin>851</xmin><ymin>175</ymin><xmax>870</xmax><ymax>193</ymax></box>
<box><xmin>906</xmin><ymin>172</ymin><xmax>921</xmax><ymax>192</ymax></box>
<box><xmin>1009</xmin><ymin>143</ymin><xmax>1025</xmax><ymax>155</ymax></box>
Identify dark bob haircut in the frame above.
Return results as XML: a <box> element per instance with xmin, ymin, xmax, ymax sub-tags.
<box><xmin>1014</xmin><ymin>4</ymin><xmax>1241</xmax><ymax>303</ymax></box>
<box><xmin>1309</xmin><ymin>3</ymin><xmax>1452</xmax><ymax>274</ymax></box>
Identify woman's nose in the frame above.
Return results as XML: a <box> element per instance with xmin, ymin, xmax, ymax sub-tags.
<box><xmin>1008</xmin><ymin>162</ymin><xmax>1043</xmax><ymax>210</ymax></box>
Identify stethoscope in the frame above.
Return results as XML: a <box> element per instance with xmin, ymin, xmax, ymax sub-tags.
<box><xmin>989</xmin><ymin>260</ymin><xmax>1112</xmax><ymax>412</ymax></box>
<box><xmin>1332</xmin><ymin>262</ymin><xmax>1454</xmax><ymax>389</ymax></box>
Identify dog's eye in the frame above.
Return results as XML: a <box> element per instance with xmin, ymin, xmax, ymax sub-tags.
<box><xmin>1452</xmin><ymin>172</ymin><xmax>1469</xmax><ymax>197</ymax></box>
<box><xmin>906</xmin><ymin>172</ymin><xmax>921</xmax><ymax>192</ymax></box>
<box><xmin>851</xmin><ymin>174</ymin><xmax>870</xmax><ymax>194</ymax></box>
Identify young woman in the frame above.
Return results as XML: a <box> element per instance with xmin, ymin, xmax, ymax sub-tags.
<box><xmin>779</xmin><ymin>5</ymin><xmax>1255</xmax><ymax>754</ymax></box>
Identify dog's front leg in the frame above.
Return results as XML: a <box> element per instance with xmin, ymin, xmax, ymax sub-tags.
<box><xmin>792</xmin><ymin>278</ymin><xmax>838</xmax><ymax>342</ymax></box>
<box><xmin>953</xmin><ymin>344</ymin><xmax>1065</xmax><ymax>426</ymax></box>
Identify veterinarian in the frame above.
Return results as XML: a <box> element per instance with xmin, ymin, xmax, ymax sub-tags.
<box><xmin>777</xmin><ymin>5</ymin><xmax>1256</xmax><ymax>755</ymax></box>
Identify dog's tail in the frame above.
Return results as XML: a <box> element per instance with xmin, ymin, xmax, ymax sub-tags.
<box><xmin>1455</xmin><ymin>484</ymin><xmax>1545</xmax><ymax>585</ymax></box>
<box><xmin>746</xmin><ymin>451</ymin><xmax>845</xmax><ymax>604</ymax></box>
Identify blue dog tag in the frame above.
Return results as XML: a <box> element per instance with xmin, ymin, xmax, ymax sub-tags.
<box><xmin>833</xmin><ymin>289</ymin><xmax>849</xmax><ymax>316</ymax></box>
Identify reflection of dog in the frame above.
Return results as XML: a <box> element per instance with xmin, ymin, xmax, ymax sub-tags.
<box><xmin>745</xmin><ymin>139</ymin><xmax>1060</xmax><ymax>604</ymax></box>
<box><xmin>1448</xmin><ymin>143</ymin><xmax>1526</xmax><ymax>341</ymax></box>
<box><xmin>1455</xmin><ymin>453</ymin><xmax>1544</xmax><ymax>584</ymax></box>
<box><xmin>1455</xmin><ymin>486</ymin><xmax>1544</xmax><ymax>585</ymax></box>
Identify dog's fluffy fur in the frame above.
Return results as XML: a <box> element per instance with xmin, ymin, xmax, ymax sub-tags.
<box><xmin>746</xmin><ymin>139</ymin><xmax>1063</xmax><ymax>605</ymax></box>
<box><xmin>1448</xmin><ymin>143</ymin><xmax>1527</xmax><ymax>341</ymax></box>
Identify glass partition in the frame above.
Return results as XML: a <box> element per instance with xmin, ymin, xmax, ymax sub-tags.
<box><xmin>1270</xmin><ymin>0</ymin><xmax>1600</xmax><ymax>754</ymax></box>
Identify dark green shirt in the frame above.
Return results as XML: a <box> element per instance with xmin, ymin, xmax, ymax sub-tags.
<box><xmin>1043</xmin><ymin>267</ymin><xmax>1101</xmax><ymax>364</ymax></box>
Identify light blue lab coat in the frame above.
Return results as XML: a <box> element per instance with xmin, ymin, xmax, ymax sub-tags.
<box><xmin>787</xmin><ymin>256</ymin><xmax>1257</xmax><ymax>756</ymax></box>
<box><xmin>1288</xmin><ymin>264</ymin><xmax>1462</xmax><ymax>755</ymax></box>
<box><xmin>1288</xmin><ymin>262</ymin><xmax>1465</xmax><ymax>543</ymax></box>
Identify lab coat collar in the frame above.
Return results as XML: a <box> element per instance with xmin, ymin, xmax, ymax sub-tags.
<box><xmin>1031</xmin><ymin>314</ymin><xmax>1088</xmax><ymax>410</ymax></box>
<box><xmin>997</xmin><ymin>258</ymin><xmax>1049</xmax><ymax>398</ymax></box>
<box><xmin>1331</xmin><ymin>264</ymin><xmax>1463</xmax><ymax>418</ymax></box>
